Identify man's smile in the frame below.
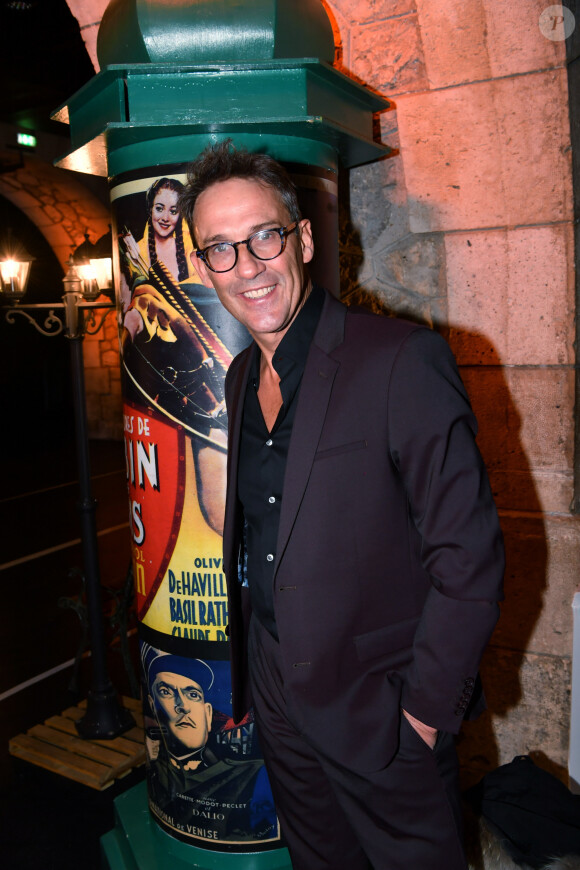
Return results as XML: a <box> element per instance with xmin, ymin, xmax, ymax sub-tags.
<box><xmin>242</xmin><ymin>285</ymin><xmax>276</xmax><ymax>300</ymax></box>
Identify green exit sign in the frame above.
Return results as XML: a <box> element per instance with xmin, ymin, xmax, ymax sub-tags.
<box><xmin>17</xmin><ymin>133</ymin><xmax>36</xmax><ymax>148</ymax></box>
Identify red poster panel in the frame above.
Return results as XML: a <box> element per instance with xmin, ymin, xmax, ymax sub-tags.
<box><xmin>124</xmin><ymin>392</ymin><xmax>231</xmax><ymax>642</ymax></box>
<box><xmin>124</xmin><ymin>401</ymin><xmax>187</xmax><ymax>622</ymax></box>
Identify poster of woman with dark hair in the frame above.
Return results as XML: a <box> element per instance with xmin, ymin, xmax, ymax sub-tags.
<box><xmin>122</xmin><ymin>177</ymin><xmax>195</xmax><ymax>285</ymax></box>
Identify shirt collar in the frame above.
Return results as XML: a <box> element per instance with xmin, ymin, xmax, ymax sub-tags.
<box><xmin>271</xmin><ymin>284</ymin><xmax>324</xmax><ymax>380</ymax></box>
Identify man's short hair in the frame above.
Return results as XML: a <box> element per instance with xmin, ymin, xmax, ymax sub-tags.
<box><xmin>179</xmin><ymin>140</ymin><xmax>301</xmax><ymax>245</ymax></box>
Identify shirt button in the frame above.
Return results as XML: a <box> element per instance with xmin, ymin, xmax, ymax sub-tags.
<box><xmin>266</xmin><ymin>554</ymin><xmax>274</xmax><ymax>562</ymax></box>
<box><xmin>266</xmin><ymin>439</ymin><xmax>273</xmax><ymax>446</ymax></box>
<box><xmin>268</xmin><ymin>496</ymin><xmax>275</xmax><ymax>504</ymax></box>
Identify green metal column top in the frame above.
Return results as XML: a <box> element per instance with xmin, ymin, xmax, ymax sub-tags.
<box><xmin>97</xmin><ymin>0</ymin><xmax>335</xmax><ymax>66</ymax></box>
<box><xmin>53</xmin><ymin>0</ymin><xmax>391</xmax><ymax>178</ymax></box>
<box><xmin>53</xmin><ymin>59</ymin><xmax>391</xmax><ymax>177</ymax></box>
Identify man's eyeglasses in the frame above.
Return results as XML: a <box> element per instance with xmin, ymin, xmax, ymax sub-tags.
<box><xmin>196</xmin><ymin>222</ymin><xmax>299</xmax><ymax>273</ymax></box>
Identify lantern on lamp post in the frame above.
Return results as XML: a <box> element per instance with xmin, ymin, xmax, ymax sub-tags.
<box><xmin>0</xmin><ymin>235</ymin><xmax>34</xmax><ymax>303</ymax></box>
<box><xmin>71</xmin><ymin>229</ymin><xmax>114</xmax><ymax>302</ymax></box>
<box><xmin>71</xmin><ymin>231</ymin><xmax>101</xmax><ymax>301</ymax></box>
<box><xmin>90</xmin><ymin>230</ymin><xmax>114</xmax><ymax>299</ymax></box>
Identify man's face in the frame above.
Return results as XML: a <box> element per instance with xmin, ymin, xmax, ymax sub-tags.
<box><xmin>191</xmin><ymin>177</ymin><xmax>314</xmax><ymax>348</ymax></box>
<box><xmin>151</xmin><ymin>671</ymin><xmax>212</xmax><ymax>752</ymax></box>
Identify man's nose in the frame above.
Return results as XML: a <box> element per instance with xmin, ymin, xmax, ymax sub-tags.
<box><xmin>235</xmin><ymin>243</ymin><xmax>266</xmax><ymax>279</ymax></box>
<box><xmin>175</xmin><ymin>690</ymin><xmax>191</xmax><ymax>712</ymax></box>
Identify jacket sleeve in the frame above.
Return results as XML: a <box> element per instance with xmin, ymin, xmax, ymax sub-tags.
<box><xmin>388</xmin><ymin>328</ymin><xmax>504</xmax><ymax>733</ymax></box>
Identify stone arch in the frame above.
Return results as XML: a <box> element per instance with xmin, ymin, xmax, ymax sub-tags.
<box><xmin>0</xmin><ymin>151</ymin><xmax>121</xmax><ymax>440</ymax></box>
<box><xmin>0</xmin><ymin>155</ymin><xmax>109</xmax><ymax>271</ymax></box>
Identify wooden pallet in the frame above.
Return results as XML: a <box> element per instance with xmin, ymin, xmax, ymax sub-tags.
<box><xmin>9</xmin><ymin>696</ymin><xmax>146</xmax><ymax>790</ymax></box>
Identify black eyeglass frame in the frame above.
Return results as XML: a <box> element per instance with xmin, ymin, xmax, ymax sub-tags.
<box><xmin>195</xmin><ymin>221</ymin><xmax>300</xmax><ymax>273</ymax></box>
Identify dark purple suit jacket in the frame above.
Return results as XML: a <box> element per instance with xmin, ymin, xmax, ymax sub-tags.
<box><xmin>223</xmin><ymin>290</ymin><xmax>504</xmax><ymax>773</ymax></box>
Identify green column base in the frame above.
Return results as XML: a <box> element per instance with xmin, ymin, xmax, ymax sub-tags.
<box><xmin>101</xmin><ymin>781</ymin><xmax>292</xmax><ymax>870</ymax></box>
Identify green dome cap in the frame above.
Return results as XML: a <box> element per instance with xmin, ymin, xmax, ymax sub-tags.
<box><xmin>97</xmin><ymin>0</ymin><xmax>335</xmax><ymax>66</ymax></box>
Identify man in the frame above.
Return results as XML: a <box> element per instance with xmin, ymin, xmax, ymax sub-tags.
<box><xmin>180</xmin><ymin>141</ymin><xmax>505</xmax><ymax>869</ymax></box>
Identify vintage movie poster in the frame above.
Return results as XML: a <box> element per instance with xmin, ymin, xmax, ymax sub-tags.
<box><xmin>111</xmin><ymin>166</ymin><xmax>251</xmax><ymax>639</ymax></box>
<box><xmin>110</xmin><ymin>159</ymin><xmax>335</xmax><ymax>850</ymax></box>
<box><xmin>110</xmin><ymin>164</ymin><xmax>281</xmax><ymax>850</ymax></box>
<box><xmin>140</xmin><ymin>634</ymin><xmax>279</xmax><ymax>849</ymax></box>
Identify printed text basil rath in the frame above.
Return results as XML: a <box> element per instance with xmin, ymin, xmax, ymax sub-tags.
<box><xmin>169</xmin><ymin>561</ymin><xmax>228</xmax><ymax>640</ymax></box>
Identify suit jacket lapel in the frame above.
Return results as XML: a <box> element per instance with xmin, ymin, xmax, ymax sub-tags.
<box><xmin>223</xmin><ymin>344</ymin><xmax>255</xmax><ymax>569</ymax></box>
<box><xmin>275</xmin><ymin>292</ymin><xmax>346</xmax><ymax>574</ymax></box>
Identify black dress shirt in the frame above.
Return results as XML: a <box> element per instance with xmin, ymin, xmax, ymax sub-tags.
<box><xmin>237</xmin><ymin>285</ymin><xmax>325</xmax><ymax>639</ymax></box>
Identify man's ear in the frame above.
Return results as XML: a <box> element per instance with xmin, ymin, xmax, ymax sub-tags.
<box><xmin>299</xmin><ymin>219</ymin><xmax>314</xmax><ymax>265</ymax></box>
<box><xmin>205</xmin><ymin>703</ymin><xmax>213</xmax><ymax>730</ymax></box>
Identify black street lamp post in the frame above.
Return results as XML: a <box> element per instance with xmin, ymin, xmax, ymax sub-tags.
<box><xmin>0</xmin><ymin>242</ymin><xmax>134</xmax><ymax>740</ymax></box>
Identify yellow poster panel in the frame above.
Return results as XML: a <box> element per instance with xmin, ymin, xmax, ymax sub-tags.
<box><xmin>141</xmin><ymin>442</ymin><xmax>228</xmax><ymax>641</ymax></box>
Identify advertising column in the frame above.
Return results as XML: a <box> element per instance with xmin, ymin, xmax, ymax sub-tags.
<box><xmin>111</xmin><ymin>160</ymin><xmax>338</xmax><ymax>852</ymax></box>
<box><xmin>112</xmin><ymin>163</ymin><xmax>277</xmax><ymax>850</ymax></box>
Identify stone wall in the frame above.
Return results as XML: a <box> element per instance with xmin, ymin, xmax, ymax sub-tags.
<box><xmin>325</xmin><ymin>0</ymin><xmax>577</xmax><ymax>783</ymax></box>
<box><xmin>65</xmin><ymin>0</ymin><xmax>109</xmax><ymax>71</ymax></box>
